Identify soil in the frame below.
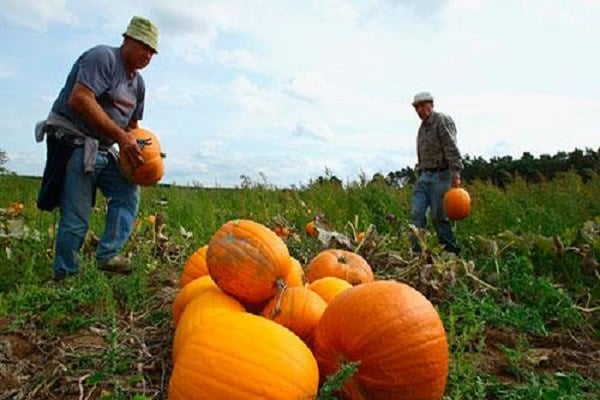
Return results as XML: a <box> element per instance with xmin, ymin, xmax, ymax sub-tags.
<box><xmin>2</xmin><ymin>321</ymin><xmax>599</xmax><ymax>399</ymax></box>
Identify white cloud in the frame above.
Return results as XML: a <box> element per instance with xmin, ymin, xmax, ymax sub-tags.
<box><xmin>292</xmin><ymin>119</ymin><xmax>335</xmax><ymax>141</ymax></box>
<box><xmin>0</xmin><ymin>0</ymin><xmax>77</xmax><ymax>29</ymax></box>
<box><xmin>2</xmin><ymin>0</ymin><xmax>600</xmax><ymax>187</ymax></box>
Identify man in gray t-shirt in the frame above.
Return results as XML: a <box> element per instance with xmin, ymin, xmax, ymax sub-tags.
<box><xmin>37</xmin><ymin>16</ymin><xmax>159</xmax><ymax>281</ymax></box>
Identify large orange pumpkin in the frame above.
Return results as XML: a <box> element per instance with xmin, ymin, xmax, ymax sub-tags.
<box><xmin>119</xmin><ymin>127</ymin><xmax>165</xmax><ymax>186</ymax></box>
<box><xmin>172</xmin><ymin>288</ymin><xmax>244</xmax><ymax>363</ymax></box>
<box><xmin>261</xmin><ymin>286</ymin><xmax>327</xmax><ymax>345</ymax></box>
<box><xmin>207</xmin><ymin>219</ymin><xmax>291</xmax><ymax>305</ymax></box>
<box><xmin>443</xmin><ymin>187</ymin><xmax>471</xmax><ymax>221</ymax></box>
<box><xmin>179</xmin><ymin>245</ymin><xmax>208</xmax><ymax>288</ymax></box>
<box><xmin>313</xmin><ymin>280</ymin><xmax>449</xmax><ymax>400</ymax></box>
<box><xmin>169</xmin><ymin>312</ymin><xmax>319</xmax><ymax>399</ymax></box>
<box><xmin>305</xmin><ymin>249</ymin><xmax>374</xmax><ymax>285</ymax></box>
<box><xmin>285</xmin><ymin>257</ymin><xmax>305</xmax><ymax>288</ymax></box>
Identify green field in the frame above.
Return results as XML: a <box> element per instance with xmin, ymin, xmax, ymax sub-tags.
<box><xmin>1</xmin><ymin>172</ymin><xmax>599</xmax><ymax>399</ymax></box>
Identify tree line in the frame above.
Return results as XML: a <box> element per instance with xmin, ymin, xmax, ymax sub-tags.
<box><xmin>381</xmin><ymin>148</ymin><xmax>600</xmax><ymax>188</ymax></box>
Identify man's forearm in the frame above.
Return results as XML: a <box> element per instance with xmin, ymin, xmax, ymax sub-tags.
<box><xmin>68</xmin><ymin>83</ymin><xmax>128</xmax><ymax>144</ymax></box>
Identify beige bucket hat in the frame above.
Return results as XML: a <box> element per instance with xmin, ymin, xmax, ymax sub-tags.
<box><xmin>412</xmin><ymin>92</ymin><xmax>434</xmax><ymax>106</ymax></box>
<box><xmin>123</xmin><ymin>16</ymin><xmax>159</xmax><ymax>52</ymax></box>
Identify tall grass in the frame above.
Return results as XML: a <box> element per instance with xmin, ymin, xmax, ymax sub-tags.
<box><xmin>0</xmin><ymin>171</ymin><xmax>599</xmax><ymax>399</ymax></box>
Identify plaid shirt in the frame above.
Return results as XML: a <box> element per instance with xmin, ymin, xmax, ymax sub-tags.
<box><xmin>416</xmin><ymin>111</ymin><xmax>463</xmax><ymax>174</ymax></box>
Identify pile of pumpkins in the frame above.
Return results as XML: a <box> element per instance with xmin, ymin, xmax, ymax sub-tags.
<box><xmin>169</xmin><ymin>219</ymin><xmax>449</xmax><ymax>400</ymax></box>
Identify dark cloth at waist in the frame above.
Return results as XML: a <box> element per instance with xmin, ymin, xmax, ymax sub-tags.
<box><xmin>421</xmin><ymin>166</ymin><xmax>449</xmax><ymax>173</ymax></box>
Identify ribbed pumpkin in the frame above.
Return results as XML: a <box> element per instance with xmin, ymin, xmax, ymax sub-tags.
<box><xmin>261</xmin><ymin>286</ymin><xmax>327</xmax><ymax>345</ymax></box>
<box><xmin>307</xmin><ymin>276</ymin><xmax>353</xmax><ymax>304</ymax></box>
<box><xmin>119</xmin><ymin>127</ymin><xmax>165</xmax><ymax>186</ymax></box>
<box><xmin>172</xmin><ymin>275</ymin><xmax>218</xmax><ymax>325</ymax></box>
<box><xmin>207</xmin><ymin>219</ymin><xmax>291</xmax><ymax>305</ymax></box>
<box><xmin>285</xmin><ymin>257</ymin><xmax>305</xmax><ymax>288</ymax></box>
<box><xmin>169</xmin><ymin>312</ymin><xmax>319</xmax><ymax>399</ymax></box>
<box><xmin>443</xmin><ymin>187</ymin><xmax>471</xmax><ymax>221</ymax></box>
<box><xmin>179</xmin><ymin>245</ymin><xmax>208</xmax><ymax>288</ymax></box>
<box><xmin>305</xmin><ymin>249</ymin><xmax>374</xmax><ymax>285</ymax></box>
<box><xmin>172</xmin><ymin>288</ymin><xmax>244</xmax><ymax>363</ymax></box>
<box><xmin>313</xmin><ymin>280</ymin><xmax>449</xmax><ymax>400</ymax></box>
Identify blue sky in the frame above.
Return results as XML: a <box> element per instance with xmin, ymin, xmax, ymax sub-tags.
<box><xmin>1</xmin><ymin>0</ymin><xmax>599</xmax><ymax>188</ymax></box>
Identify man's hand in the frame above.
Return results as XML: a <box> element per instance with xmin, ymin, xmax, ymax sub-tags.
<box><xmin>120</xmin><ymin>134</ymin><xmax>144</xmax><ymax>168</ymax></box>
<box><xmin>451</xmin><ymin>176</ymin><xmax>462</xmax><ymax>187</ymax></box>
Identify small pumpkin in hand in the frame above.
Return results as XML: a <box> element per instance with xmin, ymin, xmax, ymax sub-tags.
<box><xmin>443</xmin><ymin>187</ymin><xmax>471</xmax><ymax>221</ymax></box>
<box><xmin>120</xmin><ymin>127</ymin><xmax>165</xmax><ymax>186</ymax></box>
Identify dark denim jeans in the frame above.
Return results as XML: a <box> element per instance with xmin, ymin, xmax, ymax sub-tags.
<box><xmin>410</xmin><ymin>170</ymin><xmax>460</xmax><ymax>254</ymax></box>
<box><xmin>53</xmin><ymin>147</ymin><xmax>139</xmax><ymax>278</ymax></box>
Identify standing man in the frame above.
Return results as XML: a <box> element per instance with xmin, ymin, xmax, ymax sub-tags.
<box><xmin>410</xmin><ymin>92</ymin><xmax>463</xmax><ymax>254</ymax></box>
<box><xmin>36</xmin><ymin>16</ymin><xmax>159</xmax><ymax>281</ymax></box>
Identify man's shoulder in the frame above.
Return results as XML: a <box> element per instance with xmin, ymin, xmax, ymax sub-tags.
<box><xmin>82</xmin><ymin>45</ymin><xmax>120</xmax><ymax>63</ymax></box>
<box><xmin>432</xmin><ymin>111</ymin><xmax>453</xmax><ymax>121</ymax></box>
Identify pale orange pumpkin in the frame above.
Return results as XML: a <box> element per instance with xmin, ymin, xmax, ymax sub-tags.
<box><xmin>443</xmin><ymin>187</ymin><xmax>471</xmax><ymax>221</ymax></box>
<box><xmin>285</xmin><ymin>257</ymin><xmax>305</xmax><ymax>287</ymax></box>
<box><xmin>207</xmin><ymin>219</ymin><xmax>291</xmax><ymax>305</ymax></box>
<box><xmin>172</xmin><ymin>275</ymin><xmax>218</xmax><ymax>325</ymax></box>
<box><xmin>179</xmin><ymin>245</ymin><xmax>208</xmax><ymax>288</ymax></box>
<box><xmin>261</xmin><ymin>286</ymin><xmax>327</xmax><ymax>345</ymax></box>
<box><xmin>305</xmin><ymin>249</ymin><xmax>374</xmax><ymax>285</ymax></box>
<box><xmin>119</xmin><ymin>127</ymin><xmax>165</xmax><ymax>186</ymax></box>
<box><xmin>313</xmin><ymin>280</ymin><xmax>449</xmax><ymax>400</ymax></box>
<box><xmin>307</xmin><ymin>276</ymin><xmax>353</xmax><ymax>304</ymax></box>
<box><xmin>172</xmin><ymin>288</ymin><xmax>244</xmax><ymax>363</ymax></box>
<box><xmin>169</xmin><ymin>312</ymin><xmax>319</xmax><ymax>399</ymax></box>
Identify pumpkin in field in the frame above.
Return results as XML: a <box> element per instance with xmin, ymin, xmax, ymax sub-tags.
<box><xmin>307</xmin><ymin>276</ymin><xmax>353</xmax><ymax>304</ymax></box>
<box><xmin>356</xmin><ymin>231</ymin><xmax>365</xmax><ymax>243</ymax></box>
<box><xmin>443</xmin><ymin>187</ymin><xmax>471</xmax><ymax>221</ymax></box>
<box><xmin>285</xmin><ymin>257</ymin><xmax>305</xmax><ymax>287</ymax></box>
<box><xmin>169</xmin><ymin>312</ymin><xmax>319</xmax><ymax>399</ymax></box>
<box><xmin>179</xmin><ymin>245</ymin><xmax>208</xmax><ymax>288</ymax></box>
<box><xmin>172</xmin><ymin>289</ymin><xmax>244</xmax><ymax>363</ymax></box>
<box><xmin>207</xmin><ymin>219</ymin><xmax>291</xmax><ymax>305</ymax></box>
<box><xmin>305</xmin><ymin>249</ymin><xmax>374</xmax><ymax>285</ymax></box>
<box><xmin>172</xmin><ymin>275</ymin><xmax>218</xmax><ymax>325</ymax></box>
<box><xmin>119</xmin><ymin>127</ymin><xmax>165</xmax><ymax>186</ymax></box>
<box><xmin>313</xmin><ymin>280</ymin><xmax>449</xmax><ymax>400</ymax></box>
<box><xmin>261</xmin><ymin>286</ymin><xmax>327</xmax><ymax>345</ymax></box>
<box><xmin>305</xmin><ymin>221</ymin><xmax>318</xmax><ymax>237</ymax></box>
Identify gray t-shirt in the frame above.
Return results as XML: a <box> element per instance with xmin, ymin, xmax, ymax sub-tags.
<box><xmin>51</xmin><ymin>45</ymin><xmax>145</xmax><ymax>147</ymax></box>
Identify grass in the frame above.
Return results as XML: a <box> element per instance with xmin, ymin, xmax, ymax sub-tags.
<box><xmin>0</xmin><ymin>172</ymin><xmax>599</xmax><ymax>399</ymax></box>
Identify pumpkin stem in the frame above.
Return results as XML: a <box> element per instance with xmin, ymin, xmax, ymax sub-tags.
<box><xmin>337</xmin><ymin>255</ymin><xmax>348</xmax><ymax>264</ymax></box>
<box><xmin>270</xmin><ymin>278</ymin><xmax>288</xmax><ymax>318</ymax></box>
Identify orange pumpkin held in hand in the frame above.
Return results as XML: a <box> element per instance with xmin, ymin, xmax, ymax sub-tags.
<box><xmin>443</xmin><ymin>187</ymin><xmax>471</xmax><ymax>221</ymax></box>
<box><xmin>120</xmin><ymin>127</ymin><xmax>165</xmax><ymax>186</ymax></box>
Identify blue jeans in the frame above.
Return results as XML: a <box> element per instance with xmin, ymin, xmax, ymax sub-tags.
<box><xmin>410</xmin><ymin>170</ymin><xmax>460</xmax><ymax>254</ymax></box>
<box><xmin>53</xmin><ymin>147</ymin><xmax>140</xmax><ymax>278</ymax></box>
